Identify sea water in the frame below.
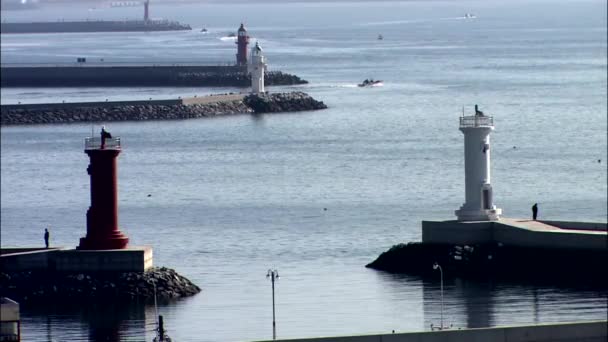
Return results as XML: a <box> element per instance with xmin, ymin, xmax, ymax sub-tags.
<box><xmin>1</xmin><ymin>0</ymin><xmax>607</xmax><ymax>341</ymax></box>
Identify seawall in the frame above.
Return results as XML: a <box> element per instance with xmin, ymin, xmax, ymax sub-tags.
<box><xmin>0</xmin><ymin>64</ymin><xmax>308</xmax><ymax>87</ymax></box>
<box><xmin>0</xmin><ymin>92</ymin><xmax>327</xmax><ymax>126</ymax></box>
<box><xmin>0</xmin><ymin>248</ymin><xmax>200</xmax><ymax>303</ymax></box>
<box><xmin>255</xmin><ymin>321</ymin><xmax>607</xmax><ymax>342</ymax></box>
<box><xmin>1</xmin><ymin>20</ymin><xmax>192</xmax><ymax>34</ymax></box>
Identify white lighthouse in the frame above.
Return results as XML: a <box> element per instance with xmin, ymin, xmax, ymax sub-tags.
<box><xmin>247</xmin><ymin>42</ymin><xmax>266</xmax><ymax>94</ymax></box>
<box><xmin>455</xmin><ymin>105</ymin><xmax>502</xmax><ymax>221</ymax></box>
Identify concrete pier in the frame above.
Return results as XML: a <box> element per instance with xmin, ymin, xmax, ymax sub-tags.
<box><xmin>255</xmin><ymin>320</ymin><xmax>607</xmax><ymax>342</ymax></box>
<box><xmin>422</xmin><ymin>218</ymin><xmax>607</xmax><ymax>250</ymax></box>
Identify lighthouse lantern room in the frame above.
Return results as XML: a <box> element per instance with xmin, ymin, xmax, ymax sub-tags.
<box><xmin>454</xmin><ymin>105</ymin><xmax>502</xmax><ymax>221</ymax></box>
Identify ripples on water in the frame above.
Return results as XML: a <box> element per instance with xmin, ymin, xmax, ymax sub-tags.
<box><xmin>1</xmin><ymin>0</ymin><xmax>607</xmax><ymax>341</ymax></box>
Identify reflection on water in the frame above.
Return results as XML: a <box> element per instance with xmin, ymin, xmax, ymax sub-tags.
<box><xmin>23</xmin><ymin>301</ymin><xmax>150</xmax><ymax>342</ymax></box>
<box><xmin>421</xmin><ymin>276</ymin><xmax>608</xmax><ymax>331</ymax></box>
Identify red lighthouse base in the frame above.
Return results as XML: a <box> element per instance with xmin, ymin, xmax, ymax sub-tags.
<box><xmin>78</xmin><ymin>231</ymin><xmax>129</xmax><ymax>250</ymax></box>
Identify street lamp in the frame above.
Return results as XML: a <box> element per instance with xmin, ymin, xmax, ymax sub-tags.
<box><xmin>266</xmin><ymin>269</ymin><xmax>280</xmax><ymax>340</ymax></box>
<box><xmin>433</xmin><ymin>262</ymin><xmax>444</xmax><ymax>330</ymax></box>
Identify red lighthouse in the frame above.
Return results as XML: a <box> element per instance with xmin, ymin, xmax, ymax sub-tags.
<box><xmin>236</xmin><ymin>23</ymin><xmax>249</xmax><ymax>66</ymax></box>
<box><xmin>78</xmin><ymin>131</ymin><xmax>129</xmax><ymax>250</ymax></box>
<box><xmin>144</xmin><ymin>0</ymin><xmax>150</xmax><ymax>22</ymax></box>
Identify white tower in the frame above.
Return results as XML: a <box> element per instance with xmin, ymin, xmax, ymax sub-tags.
<box><xmin>455</xmin><ymin>105</ymin><xmax>502</xmax><ymax>221</ymax></box>
<box><xmin>247</xmin><ymin>42</ymin><xmax>266</xmax><ymax>94</ymax></box>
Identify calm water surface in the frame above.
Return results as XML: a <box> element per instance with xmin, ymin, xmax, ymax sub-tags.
<box><xmin>1</xmin><ymin>1</ymin><xmax>607</xmax><ymax>341</ymax></box>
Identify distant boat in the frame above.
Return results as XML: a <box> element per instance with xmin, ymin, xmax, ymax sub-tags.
<box><xmin>358</xmin><ymin>79</ymin><xmax>383</xmax><ymax>87</ymax></box>
<box><xmin>464</xmin><ymin>13</ymin><xmax>476</xmax><ymax>19</ymax></box>
<box><xmin>201</xmin><ymin>28</ymin><xmax>208</xmax><ymax>33</ymax></box>
<box><xmin>227</xmin><ymin>32</ymin><xmax>236</xmax><ymax>37</ymax></box>
<box><xmin>377</xmin><ymin>34</ymin><xmax>383</xmax><ymax>40</ymax></box>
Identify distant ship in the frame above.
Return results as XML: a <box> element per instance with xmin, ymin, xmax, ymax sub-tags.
<box><xmin>377</xmin><ymin>34</ymin><xmax>383</xmax><ymax>40</ymax></box>
<box><xmin>0</xmin><ymin>0</ymin><xmax>191</xmax><ymax>33</ymax></box>
<box><xmin>464</xmin><ymin>13</ymin><xmax>477</xmax><ymax>19</ymax></box>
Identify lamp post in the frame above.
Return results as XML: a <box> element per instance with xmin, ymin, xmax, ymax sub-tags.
<box><xmin>433</xmin><ymin>262</ymin><xmax>444</xmax><ymax>330</ymax></box>
<box><xmin>266</xmin><ymin>269</ymin><xmax>279</xmax><ymax>340</ymax></box>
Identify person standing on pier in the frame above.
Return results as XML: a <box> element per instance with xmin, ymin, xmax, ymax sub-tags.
<box><xmin>100</xmin><ymin>126</ymin><xmax>112</xmax><ymax>149</ymax></box>
<box><xmin>532</xmin><ymin>203</ymin><xmax>538</xmax><ymax>221</ymax></box>
<box><xmin>44</xmin><ymin>228</ymin><xmax>50</xmax><ymax>248</ymax></box>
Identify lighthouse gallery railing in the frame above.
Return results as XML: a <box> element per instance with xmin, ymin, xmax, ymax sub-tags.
<box><xmin>459</xmin><ymin>115</ymin><xmax>493</xmax><ymax>128</ymax></box>
<box><xmin>85</xmin><ymin>137</ymin><xmax>121</xmax><ymax>150</ymax></box>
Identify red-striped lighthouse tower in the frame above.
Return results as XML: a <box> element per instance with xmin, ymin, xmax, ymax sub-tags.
<box><xmin>78</xmin><ymin>132</ymin><xmax>129</xmax><ymax>250</ymax></box>
<box><xmin>144</xmin><ymin>0</ymin><xmax>150</xmax><ymax>22</ymax></box>
<box><xmin>236</xmin><ymin>23</ymin><xmax>249</xmax><ymax>66</ymax></box>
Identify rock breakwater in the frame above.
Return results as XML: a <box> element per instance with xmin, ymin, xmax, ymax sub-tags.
<box><xmin>1</xmin><ymin>91</ymin><xmax>327</xmax><ymax>126</ymax></box>
<box><xmin>0</xmin><ymin>267</ymin><xmax>200</xmax><ymax>303</ymax></box>
<box><xmin>176</xmin><ymin>70</ymin><xmax>308</xmax><ymax>87</ymax></box>
<box><xmin>244</xmin><ymin>91</ymin><xmax>327</xmax><ymax>113</ymax></box>
<box><xmin>1</xmin><ymin>100</ymin><xmax>252</xmax><ymax>126</ymax></box>
<box><xmin>367</xmin><ymin>242</ymin><xmax>608</xmax><ymax>285</ymax></box>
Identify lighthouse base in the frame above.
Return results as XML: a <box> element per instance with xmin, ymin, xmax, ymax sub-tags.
<box><xmin>455</xmin><ymin>207</ymin><xmax>502</xmax><ymax>222</ymax></box>
<box><xmin>55</xmin><ymin>246</ymin><xmax>153</xmax><ymax>272</ymax></box>
<box><xmin>77</xmin><ymin>230</ymin><xmax>129</xmax><ymax>250</ymax></box>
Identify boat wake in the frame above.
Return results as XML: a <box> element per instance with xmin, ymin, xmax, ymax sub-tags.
<box><xmin>219</xmin><ymin>36</ymin><xmax>237</xmax><ymax>41</ymax></box>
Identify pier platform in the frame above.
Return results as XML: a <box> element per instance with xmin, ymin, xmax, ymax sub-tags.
<box><xmin>422</xmin><ymin>218</ymin><xmax>607</xmax><ymax>250</ymax></box>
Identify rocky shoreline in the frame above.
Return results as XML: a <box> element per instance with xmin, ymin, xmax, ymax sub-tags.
<box><xmin>1</xmin><ymin>91</ymin><xmax>327</xmax><ymax>126</ymax></box>
<box><xmin>0</xmin><ymin>267</ymin><xmax>200</xmax><ymax>303</ymax></box>
<box><xmin>366</xmin><ymin>242</ymin><xmax>608</xmax><ymax>285</ymax></box>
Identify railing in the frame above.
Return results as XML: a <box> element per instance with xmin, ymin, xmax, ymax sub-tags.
<box><xmin>459</xmin><ymin>115</ymin><xmax>493</xmax><ymax>128</ymax></box>
<box><xmin>85</xmin><ymin>137</ymin><xmax>121</xmax><ymax>150</ymax></box>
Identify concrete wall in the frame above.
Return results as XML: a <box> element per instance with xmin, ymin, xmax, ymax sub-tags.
<box><xmin>422</xmin><ymin>221</ymin><xmax>493</xmax><ymax>245</ymax></box>
<box><xmin>539</xmin><ymin>220</ymin><xmax>607</xmax><ymax>231</ymax></box>
<box><xmin>1</xmin><ymin>65</ymin><xmax>244</xmax><ymax>86</ymax></box>
<box><xmin>493</xmin><ymin>223</ymin><xmax>607</xmax><ymax>250</ymax></box>
<box><xmin>54</xmin><ymin>246</ymin><xmax>153</xmax><ymax>272</ymax></box>
<box><xmin>0</xmin><ymin>248</ymin><xmax>61</xmax><ymax>271</ymax></box>
<box><xmin>0</xmin><ymin>246</ymin><xmax>152</xmax><ymax>272</ymax></box>
<box><xmin>257</xmin><ymin>321</ymin><xmax>607</xmax><ymax>342</ymax></box>
<box><xmin>1</xmin><ymin>99</ymin><xmax>181</xmax><ymax>110</ymax></box>
<box><xmin>422</xmin><ymin>220</ymin><xmax>606</xmax><ymax>250</ymax></box>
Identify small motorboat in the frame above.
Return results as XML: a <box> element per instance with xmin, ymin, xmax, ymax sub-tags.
<box><xmin>464</xmin><ymin>13</ymin><xmax>476</xmax><ymax>19</ymax></box>
<box><xmin>377</xmin><ymin>34</ymin><xmax>383</xmax><ymax>40</ymax></box>
<box><xmin>358</xmin><ymin>79</ymin><xmax>383</xmax><ymax>87</ymax></box>
<box><xmin>201</xmin><ymin>28</ymin><xmax>208</xmax><ymax>33</ymax></box>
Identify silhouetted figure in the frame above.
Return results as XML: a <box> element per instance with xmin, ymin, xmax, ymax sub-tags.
<box><xmin>44</xmin><ymin>228</ymin><xmax>50</xmax><ymax>248</ymax></box>
<box><xmin>532</xmin><ymin>203</ymin><xmax>538</xmax><ymax>221</ymax></box>
<box><xmin>100</xmin><ymin>126</ymin><xmax>112</xmax><ymax>149</ymax></box>
<box><xmin>475</xmin><ymin>104</ymin><xmax>484</xmax><ymax>116</ymax></box>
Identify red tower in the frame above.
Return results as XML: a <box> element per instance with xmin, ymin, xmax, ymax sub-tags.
<box><xmin>144</xmin><ymin>0</ymin><xmax>149</xmax><ymax>22</ymax></box>
<box><xmin>236</xmin><ymin>23</ymin><xmax>249</xmax><ymax>66</ymax></box>
<box><xmin>78</xmin><ymin>135</ymin><xmax>129</xmax><ymax>250</ymax></box>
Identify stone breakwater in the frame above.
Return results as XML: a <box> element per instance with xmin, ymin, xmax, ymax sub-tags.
<box><xmin>177</xmin><ymin>70</ymin><xmax>308</xmax><ymax>87</ymax></box>
<box><xmin>1</xmin><ymin>92</ymin><xmax>327</xmax><ymax>126</ymax></box>
<box><xmin>366</xmin><ymin>242</ymin><xmax>608</xmax><ymax>286</ymax></box>
<box><xmin>244</xmin><ymin>92</ymin><xmax>328</xmax><ymax>113</ymax></box>
<box><xmin>0</xmin><ymin>267</ymin><xmax>200</xmax><ymax>303</ymax></box>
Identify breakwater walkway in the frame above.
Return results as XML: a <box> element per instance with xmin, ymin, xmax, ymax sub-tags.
<box><xmin>0</xmin><ymin>63</ymin><xmax>308</xmax><ymax>87</ymax></box>
<box><xmin>0</xmin><ymin>92</ymin><xmax>327</xmax><ymax>126</ymax></box>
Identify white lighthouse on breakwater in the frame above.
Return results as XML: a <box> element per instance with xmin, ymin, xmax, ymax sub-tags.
<box><xmin>248</xmin><ymin>42</ymin><xmax>266</xmax><ymax>94</ymax></box>
<box><xmin>454</xmin><ymin>105</ymin><xmax>502</xmax><ymax>221</ymax></box>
